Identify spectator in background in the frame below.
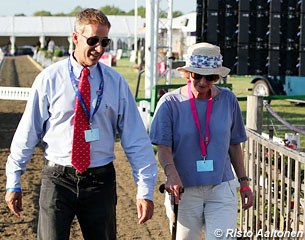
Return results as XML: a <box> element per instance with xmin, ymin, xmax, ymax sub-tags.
<box><xmin>33</xmin><ymin>41</ymin><xmax>41</xmax><ymax>59</ymax></box>
<box><xmin>47</xmin><ymin>38</ymin><xmax>55</xmax><ymax>53</ymax></box>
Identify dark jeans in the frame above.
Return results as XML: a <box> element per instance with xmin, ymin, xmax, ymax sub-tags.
<box><xmin>38</xmin><ymin>162</ymin><xmax>117</xmax><ymax>240</ymax></box>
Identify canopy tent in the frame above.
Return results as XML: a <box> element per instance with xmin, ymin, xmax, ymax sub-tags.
<box><xmin>0</xmin><ymin>15</ymin><xmax>146</xmax><ymax>54</ymax></box>
<box><xmin>0</xmin><ymin>13</ymin><xmax>196</xmax><ymax>57</ymax></box>
<box><xmin>0</xmin><ymin>16</ymin><xmax>74</xmax><ymax>36</ymax></box>
<box><xmin>0</xmin><ymin>16</ymin><xmax>145</xmax><ymax>37</ymax></box>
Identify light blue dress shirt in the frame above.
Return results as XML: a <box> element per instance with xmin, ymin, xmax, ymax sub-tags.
<box><xmin>6</xmin><ymin>55</ymin><xmax>157</xmax><ymax>200</ymax></box>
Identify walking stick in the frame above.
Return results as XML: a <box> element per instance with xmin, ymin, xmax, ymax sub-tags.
<box><xmin>159</xmin><ymin>184</ymin><xmax>183</xmax><ymax>240</ymax></box>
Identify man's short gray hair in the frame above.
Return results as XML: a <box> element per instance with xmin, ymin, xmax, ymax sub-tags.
<box><xmin>74</xmin><ymin>8</ymin><xmax>111</xmax><ymax>33</ymax></box>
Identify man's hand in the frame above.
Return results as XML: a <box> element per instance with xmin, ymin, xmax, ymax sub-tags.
<box><xmin>136</xmin><ymin>198</ymin><xmax>154</xmax><ymax>224</ymax></box>
<box><xmin>5</xmin><ymin>192</ymin><xmax>23</xmax><ymax>217</ymax></box>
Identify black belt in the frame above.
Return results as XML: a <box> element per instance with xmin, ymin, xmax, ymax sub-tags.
<box><xmin>45</xmin><ymin>160</ymin><xmax>114</xmax><ymax>176</ymax></box>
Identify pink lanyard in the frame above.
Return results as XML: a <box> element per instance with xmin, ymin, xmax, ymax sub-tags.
<box><xmin>187</xmin><ymin>80</ymin><xmax>213</xmax><ymax>159</ymax></box>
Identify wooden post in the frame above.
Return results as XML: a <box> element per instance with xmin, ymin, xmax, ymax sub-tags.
<box><xmin>246</xmin><ymin>95</ymin><xmax>263</xmax><ymax>134</ymax></box>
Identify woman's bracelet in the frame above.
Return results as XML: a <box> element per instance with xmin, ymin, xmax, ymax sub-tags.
<box><xmin>240</xmin><ymin>186</ymin><xmax>251</xmax><ymax>193</ymax></box>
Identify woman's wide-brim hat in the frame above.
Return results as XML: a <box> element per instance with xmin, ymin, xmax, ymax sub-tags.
<box><xmin>177</xmin><ymin>42</ymin><xmax>230</xmax><ymax>77</ymax></box>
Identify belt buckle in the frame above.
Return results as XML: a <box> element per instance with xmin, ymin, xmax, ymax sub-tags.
<box><xmin>75</xmin><ymin>169</ymin><xmax>83</xmax><ymax>177</ymax></box>
<box><xmin>74</xmin><ymin>169</ymin><xmax>89</xmax><ymax>178</ymax></box>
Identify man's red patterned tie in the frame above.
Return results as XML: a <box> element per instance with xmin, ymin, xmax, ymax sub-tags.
<box><xmin>72</xmin><ymin>67</ymin><xmax>90</xmax><ymax>173</ymax></box>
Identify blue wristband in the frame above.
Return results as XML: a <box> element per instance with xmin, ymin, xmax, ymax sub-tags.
<box><xmin>6</xmin><ymin>188</ymin><xmax>22</xmax><ymax>192</ymax></box>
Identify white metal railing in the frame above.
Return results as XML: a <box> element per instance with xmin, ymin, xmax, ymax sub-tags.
<box><xmin>0</xmin><ymin>86</ymin><xmax>31</xmax><ymax>100</ymax></box>
<box><xmin>239</xmin><ymin>128</ymin><xmax>305</xmax><ymax>238</ymax></box>
<box><xmin>0</xmin><ymin>88</ymin><xmax>151</xmax><ymax>129</ymax></box>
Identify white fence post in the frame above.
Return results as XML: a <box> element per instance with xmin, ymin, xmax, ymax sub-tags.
<box><xmin>137</xmin><ymin>100</ymin><xmax>151</xmax><ymax>132</ymax></box>
<box><xmin>246</xmin><ymin>95</ymin><xmax>264</xmax><ymax>134</ymax></box>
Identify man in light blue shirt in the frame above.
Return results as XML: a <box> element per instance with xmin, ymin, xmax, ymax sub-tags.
<box><xmin>5</xmin><ymin>8</ymin><xmax>157</xmax><ymax>240</ymax></box>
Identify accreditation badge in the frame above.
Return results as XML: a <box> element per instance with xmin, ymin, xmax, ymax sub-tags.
<box><xmin>85</xmin><ymin>128</ymin><xmax>100</xmax><ymax>142</ymax></box>
<box><xmin>196</xmin><ymin>160</ymin><xmax>214</xmax><ymax>172</ymax></box>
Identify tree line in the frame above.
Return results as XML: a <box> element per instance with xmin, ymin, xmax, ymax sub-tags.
<box><xmin>14</xmin><ymin>5</ymin><xmax>184</xmax><ymax>18</ymax></box>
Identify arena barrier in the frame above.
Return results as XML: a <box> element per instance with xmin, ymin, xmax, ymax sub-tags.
<box><xmin>0</xmin><ymin>86</ymin><xmax>31</xmax><ymax>100</ymax></box>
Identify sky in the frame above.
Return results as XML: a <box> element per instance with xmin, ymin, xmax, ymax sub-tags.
<box><xmin>0</xmin><ymin>0</ymin><xmax>196</xmax><ymax>16</ymax></box>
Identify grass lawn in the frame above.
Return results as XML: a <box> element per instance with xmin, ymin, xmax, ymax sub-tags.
<box><xmin>113</xmin><ymin>58</ymin><xmax>305</xmax><ymax>148</ymax></box>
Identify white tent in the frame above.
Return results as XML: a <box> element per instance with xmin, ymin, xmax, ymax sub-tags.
<box><xmin>0</xmin><ymin>15</ymin><xmax>146</xmax><ymax>54</ymax></box>
<box><xmin>0</xmin><ymin>13</ymin><xmax>196</xmax><ymax>57</ymax></box>
<box><xmin>0</xmin><ymin>16</ymin><xmax>74</xmax><ymax>36</ymax></box>
<box><xmin>0</xmin><ymin>16</ymin><xmax>146</xmax><ymax>37</ymax></box>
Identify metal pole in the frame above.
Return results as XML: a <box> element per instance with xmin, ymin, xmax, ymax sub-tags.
<box><xmin>153</xmin><ymin>0</ymin><xmax>159</xmax><ymax>86</ymax></box>
<box><xmin>134</xmin><ymin>0</ymin><xmax>138</xmax><ymax>63</ymax></box>
<box><xmin>145</xmin><ymin>0</ymin><xmax>155</xmax><ymax>98</ymax></box>
<box><xmin>166</xmin><ymin>0</ymin><xmax>173</xmax><ymax>85</ymax></box>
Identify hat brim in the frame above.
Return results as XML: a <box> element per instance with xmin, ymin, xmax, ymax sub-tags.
<box><xmin>177</xmin><ymin>66</ymin><xmax>230</xmax><ymax>77</ymax></box>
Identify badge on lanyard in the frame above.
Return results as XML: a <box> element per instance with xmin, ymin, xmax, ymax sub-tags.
<box><xmin>85</xmin><ymin>128</ymin><xmax>100</xmax><ymax>142</ymax></box>
<box><xmin>187</xmin><ymin>80</ymin><xmax>214</xmax><ymax>173</ymax></box>
<box><xmin>196</xmin><ymin>159</ymin><xmax>214</xmax><ymax>172</ymax></box>
<box><xmin>68</xmin><ymin>59</ymin><xmax>104</xmax><ymax>144</ymax></box>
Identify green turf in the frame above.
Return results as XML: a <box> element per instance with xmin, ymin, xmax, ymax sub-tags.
<box><xmin>114</xmin><ymin>58</ymin><xmax>305</xmax><ymax>148</ymax></box>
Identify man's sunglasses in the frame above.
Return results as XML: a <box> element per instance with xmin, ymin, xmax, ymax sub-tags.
<box><xmin>191</xmin><ymin>72</ymin><xmax>219</xmax><ymax>81</ymax></box>
<box><xmin>78</xmin><ymin>33</ymin><xmax>111</xmax><ymax>48</ymax></box>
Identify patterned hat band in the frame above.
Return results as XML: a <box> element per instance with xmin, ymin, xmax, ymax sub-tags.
<box><xmin>187</xmin><ymin>54</ymin><xmax>223</xmax><ymax>69</ymax></box>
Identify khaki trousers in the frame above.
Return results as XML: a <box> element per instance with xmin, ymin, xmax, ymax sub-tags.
<box><xmin>164</xmin><ymin>180</ymin><xmax>239</xmax><ymax>240</ymax></box>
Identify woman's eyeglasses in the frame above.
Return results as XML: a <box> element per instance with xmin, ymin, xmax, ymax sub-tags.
<box><xmin>191</xmin><ymin>72</ymin><xmax>219</xmax><ymax>81</ymax></box>
<box><xmin>78</xmin><ymin>33</ymin><xmax>111</xmax><ymax>48</ymax></box>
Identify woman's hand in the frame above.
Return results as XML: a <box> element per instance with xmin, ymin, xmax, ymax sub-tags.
<box><xmin>164</xmin><ymin>165</ymin><xmax>184</xmax><ymax>205</ymax></box>
<box><xmin>157</xmin><ymin>144</ymin><xmax>184</xmax><ymax>205</ymax></box>
<box><xmin>239</xmin><ymin>181</ymin><xmax>254</xmax><ymax>209</ymax></box>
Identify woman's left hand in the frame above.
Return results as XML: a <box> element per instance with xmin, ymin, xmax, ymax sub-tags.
<box><xmin>240</xmin><ymin>184</ymin><xmax>254</xmax><ymax>210</ymax></box>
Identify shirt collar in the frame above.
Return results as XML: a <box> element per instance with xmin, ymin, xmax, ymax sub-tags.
<box><xmin>69</xmin><ymin>53</ymin><xmax>98</xmax><ymax>79</ymax></box>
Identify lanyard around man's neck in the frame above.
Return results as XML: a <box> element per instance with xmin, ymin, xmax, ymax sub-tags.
<box><xmin>187</xmin><ymin>80</ymin><xmax>213</xmax><ymax>159</ymax></box>
<box><xmin>68</xmin><ymin>59</ymin><xmax>104</xmax><ymax>127</ymax></box>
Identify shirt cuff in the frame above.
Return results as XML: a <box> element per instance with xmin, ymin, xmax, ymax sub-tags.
<box><xmin>6</xmin><ymin>170</ymin><xmax>22</xmax><ymax>189</ymax></box>
<box><xmin>6</xmin><ymin>188</ymin><xmax>22</xmax><ymax>192</ymax></box>
<box><xmin>136</xmin><ymin>173</ymin><xmax>157</xmax><ymax>201</ymax></box>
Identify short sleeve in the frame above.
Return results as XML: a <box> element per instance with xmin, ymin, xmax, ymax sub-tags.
<box><xmin>149</xmin><ymin>99</ymin><xmax>173</xmax><ymax>147</ymax></box>
<box><xmin>230</xmin><ymin>96</ymin><xmax>247</xmax><ymax>144</ymax></box>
